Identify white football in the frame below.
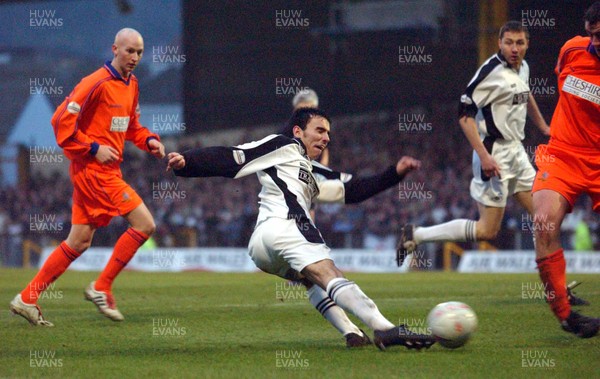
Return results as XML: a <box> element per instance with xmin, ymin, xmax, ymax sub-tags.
<box><xmin>427</xmin><ymin>301</ymin><xmax>477</xmax><ymax>349</ymax></box>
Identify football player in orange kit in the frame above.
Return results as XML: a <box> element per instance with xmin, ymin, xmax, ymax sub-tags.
<box><xmin>10</xmin><ymin>28</ymin><xmax>165</xmax><ymax>326</ymax></box>
<box><xmin>532</xmin><ymin>2</ymin><xmax>600</xmax><ymax>338</ymax></box>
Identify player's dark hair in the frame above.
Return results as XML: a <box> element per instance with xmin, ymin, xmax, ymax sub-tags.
<box><xmin>585</xmin><ymin>1</ymin><xmax>600</xmax><ymax>24</ymax></box>
<box><xmin>279</xmin><ymin>107</ymin><xmax>331</xmax><ymax>138</ymax></box>
<box><xmin>499</xmin><ymin>21</ymin><xmax>529</xmax><ymax>40</ymax></box>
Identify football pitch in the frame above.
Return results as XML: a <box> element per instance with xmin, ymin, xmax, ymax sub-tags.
<box><xmin>1</xmin><ymin>269</ymin><xmax>599</xmax><ymax>378</ymax></box>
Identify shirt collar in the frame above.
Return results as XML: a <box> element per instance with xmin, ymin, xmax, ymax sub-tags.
<box><xmin>293</xmin><ymin>137</ymin><xmax>308</xmax><ymax>158</ymax></box>
<box><xmin>104</xmin><ymin>60</ymin><xmax>131</xmax><ymax>85</ymax></box>
<box><xmin>496</xmin><ymin>51</ymin><xmax>522</xmax><ymax>73</ymax></box>
<box><xmin>587</xmin><ymin>42</ymin><xmax>600</xmax><ymax>60</ymax></box>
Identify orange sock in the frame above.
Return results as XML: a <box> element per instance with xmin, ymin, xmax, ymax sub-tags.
<box><xmin>95</xmin><ymin>228</ymin><xmax>148</xmax><ymax>293</ymax></box>
<box><xmin>21</xmin><ymin>241</ymin><xmax>81</xmax><ymax>304</ymax></box>
<box><xmin>536</xmin><ymin>248</ymin><xmax>570</xmax><ymax>321</ymax></box>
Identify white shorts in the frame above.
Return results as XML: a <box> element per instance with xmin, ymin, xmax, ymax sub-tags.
<box><xmin>470</xmin><ymin>140</ymin><xmax>535</xmax><ymax>207</ymax></box>
<box><xmin>248</xmin><ymin>217</ymin><xmax>331</xmax><ymax>280</ymax></box>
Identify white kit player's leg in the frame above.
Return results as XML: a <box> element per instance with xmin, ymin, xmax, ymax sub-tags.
<box><xmin>397</xmin><ymin>220</ymin><xmax>477</xmax><ymax>267</ymax></box>
<box><xmin>325</xmin><ymin>278</ymin><xmax>395</xmax><ymax>331</ymax></box>
<box><xmin>413</xmin><ymin>219</ymin><xmax>477</xmax><ymax>243</ymax></box>
<box><xmin>307</xmin><ymin>285</ymin><xmax>363</xmax><ymax>336</ymax></box>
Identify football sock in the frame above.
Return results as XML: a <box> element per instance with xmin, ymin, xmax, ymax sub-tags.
<box><xmin>95</xmin><ymin>228</ymin><xmax>148</xmax><ymax>293</ymax></box>
<box><xmin>326</xmin><ymin>278</ymin><xmax>395</xmax><ymax>331</ymax></box>
<box><xmin>414</xmin><ymin>219</ymin><xmax>476</xmax><ymax>243</ymax></box>
<box><xmin>20</xmin><ymin>241</ymin><xmax>81</xmax><ymax>304</ymax></box>
<box><xmin>307</xmin><ymin>284</ymin><xmax>362</xmax><ymax>336</ymax></box>
<box><xmin>536</xmin><ymin>248</ymin><xmax>570</xmax><ymax>321</ymax></box>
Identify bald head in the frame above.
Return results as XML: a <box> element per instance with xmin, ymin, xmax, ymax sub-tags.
<box><xmin>114</xmin><ymin>27</ymin><xmax>143</xmax><ymax>45</ymax></box>
<box><xmin>111</xmin><ymin>28</ymin><xmax>144</xmax><ymax>78</ymax></box>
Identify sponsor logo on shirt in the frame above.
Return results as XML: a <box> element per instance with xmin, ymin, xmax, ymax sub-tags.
<box><xmin>298</xmin><ymin>168</ymin><xmax>311</xmax><ymax>184</ymax></box>
<box><xmin>298</xmin><ymin>168</ymin><xmax>318</xmax><ymax>197</ymax></box>
<box><xmin>110</xmin><ymin>116</ymin><xmax>130</xmax><ymax>132</ymax></box>
<box><xmin>512</xmin><ymin>91</ymin><xmax>529</xmax><ymax>105</ymax></box>
<box><xmin>562</xmin><ymin>75</ymin><xmax>600</xmax><ymax>105</ymax></box>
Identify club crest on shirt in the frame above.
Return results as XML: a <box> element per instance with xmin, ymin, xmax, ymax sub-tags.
<box><xmin>233</xmin><ymin>150</ymin><xmax>245</xmax><ymax>165</ymax></box>
<box><xmin>67</xmin><ymin>101</ymin><xmax>81</xmax><ymax>114</ymax></box>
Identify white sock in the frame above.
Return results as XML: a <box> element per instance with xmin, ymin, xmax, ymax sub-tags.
<box><xmin>307</xmin><ymin>285</ymin><xmax>362</xmax><ymax>336</ymax></box>
<box><xmin>414</xmin><ymin>219</ymin><xmax>477</xmax><ymax>243</ymax></box>
<box><xmin>326</xmin><ymin>278</ymin><xmax>395</xmax><ymax>331</ymax></box>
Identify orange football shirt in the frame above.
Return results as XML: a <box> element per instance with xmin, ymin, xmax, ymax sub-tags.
<box><xmin>550</xmin><ymin>36</ymin><xmax>600</xmax><ymax>150</ymax></box>
<box><xmin>51</xmin><ymin>61</ymin><xmax>159</xmax><ymax>172</ymax></box>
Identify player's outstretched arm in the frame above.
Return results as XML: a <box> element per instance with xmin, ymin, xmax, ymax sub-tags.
<box><xmin>167</xmin><ymin>134</ymin><xmax>302</xmax><ymax>179</ymax></box>
<box><xmin>316</xmin><ymin>156</ymin><xmax>421</xmax><ymax>204</ymax></box>
<box><xmin>167</xmin><ymin>147</ymin><xmax>241</xmax><ymax>178</ymax></box>
<box><xmin>344</xmin><ymin>156</ymin><xmax>421</xmax><ymax>204</ymax></box>
<box><xmin>395</xmin><ymin>156</ymin><xmax>421</xmax><ymax>176</ymax></box>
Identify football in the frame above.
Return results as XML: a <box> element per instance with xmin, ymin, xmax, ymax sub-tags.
<box><xmin>427</xmin><ymin>301</ymin><xmax>478</xmax><ymax>349</ymax></box>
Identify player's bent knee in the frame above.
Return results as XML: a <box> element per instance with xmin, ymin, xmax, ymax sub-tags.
<box><xmin>132</xmin><ymin>221</ymin><xmax>156</xmax><ymax>236</ymax></box>
<box><xmin>67</xmin><ymin>240</ymin><xmax>91</xmax><ymax>254</ymax></box>
<box><xmin>145</xmin><ymin>222</ymin><xmax>156</xmax><ymax>236</ymax></box>
<box><xmin>477</xmin><ymin>228</ymin><xmax>499</xmax><ymax>241</ymax></box>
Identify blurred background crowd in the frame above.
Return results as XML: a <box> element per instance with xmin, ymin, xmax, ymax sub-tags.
<box><xmin>1</xmin><ymin>104</ymin><xmax>597</xmax><ymax>267</ymax></box>
<box><xmin>0</xmin><ymin>1</ymin><xmax>597</xmax><ymax>267</ymax></box>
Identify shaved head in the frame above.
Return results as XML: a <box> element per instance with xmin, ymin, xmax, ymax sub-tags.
<box><xmin>111</xmin><ymin>28</ymin><xmax>144</xmax><ymax>78</ymax></box>
<box><xmin>114</xmin><ymin>27</ymin><xmax>143</xmax><ymax>45</ymax></box>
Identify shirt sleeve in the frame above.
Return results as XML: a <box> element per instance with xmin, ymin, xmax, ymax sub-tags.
<box><xmin>458</xmin><ymin>59</ymin><xmax>503</xmax><ymax>118</ymax></box>
<box><xmin>314</xmin><ymin>164</ymin><xmax>404</xmax><ymax>204</ymax></box>
<box><xmin>173</xmin><ymin>135</ymin><xmax>299</xmax><ymax>179</ymax></box>
<box><xmin>125</xmin><ymin>93</ymin><xmax>160</xmax><ymax>152</ymax></box>
<box><xmin>51</xmin><ymin>77</ymin><xmax>102</xmax><ymax>156</ymax></box>
<box><xmin>555</xmin><ymin>38</ymin><xmax>579</xmax><ymax>76</ymax></box>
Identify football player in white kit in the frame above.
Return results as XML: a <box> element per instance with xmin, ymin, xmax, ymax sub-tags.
<box><xmin>399</xmin><ymin>21</ymin><xmax>588</xmax><ymax>305</ymax></box>
<box><xmin>167</xmin><ymin>107</ymin><xmax>435</xmax><ymax>350</ymax></box>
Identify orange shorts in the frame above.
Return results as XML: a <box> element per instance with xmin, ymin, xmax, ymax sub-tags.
<box><xmin>70</xmin><ymin>164</ymin><xmax>143</xmax><ymax>227</ymax></box>
<box><xmin>532</xmin><ymin>142</ymin><xmax>600</xmax><ymax>213</ymax></box>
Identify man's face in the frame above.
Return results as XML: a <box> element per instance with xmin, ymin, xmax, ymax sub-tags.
<box><xmin>498</xmin><ymin>30</ymin><xmax>528</xmax><ymax>69</ymax></box>
<box><xmin>112</xmin><ymin>33</ymin><xmax>144</xmax><ymax>78</ymax></box>
<box><xmin>586</xmin><ymin>21</ymin><xmax>600</xmax><ymax>57</ymax></box>
<box><xmin>293</xmin><ymin>116</ymin><xmax>330</xmax><ymax>160</ymax></box>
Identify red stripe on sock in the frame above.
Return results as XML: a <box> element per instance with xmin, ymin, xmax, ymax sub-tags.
<box><xmin>21</xmin><ymin>242</ymin><xmax>80</xmax><ymax>304</ymax></box>
<box><xmin>536</xmin><ymin>248</ymin><xmax>570</xmax><ymax>321</ymax></box>
<box><xmin>94</xmin><ymin>228</ymin><xmax>149</xmax><ymax>293</ymax></box>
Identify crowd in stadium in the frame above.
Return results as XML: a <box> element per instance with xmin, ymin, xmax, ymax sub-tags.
<box><xmin>0</xmin><ymin>105</ymin><xmax>597</xmax><ymax>266</ymax></box>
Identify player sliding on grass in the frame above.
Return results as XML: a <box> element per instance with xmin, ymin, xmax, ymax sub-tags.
<box><xmin>10</xmin><ymin>28</ymin><xmax>165</xmax><ymax>326</ymax></box>
<box><xmin>167</xmin><ymin>107</ymin><xmax>435</xmax><ymax>350</ymax></box>
<box><xmin>397</xmin><ymin>21</ymin><xmax>588</xmax><ymax>307</ymax></box>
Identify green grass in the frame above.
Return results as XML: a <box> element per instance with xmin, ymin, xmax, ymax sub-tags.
<box><xmin>1</xmin><ymin>269</ymin><xmax>599</xmax><ymax>378</ymax></box>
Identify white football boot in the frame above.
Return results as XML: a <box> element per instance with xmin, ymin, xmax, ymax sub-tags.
<box><xmin>9</xmin><ymin>294</ymin><xmax>54</xmax><ymax>327</ymax></box>
<box><xmin>84</xmin><ymin>281</ymin><xmax>124</xmax><ymax>321</ymax></box>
